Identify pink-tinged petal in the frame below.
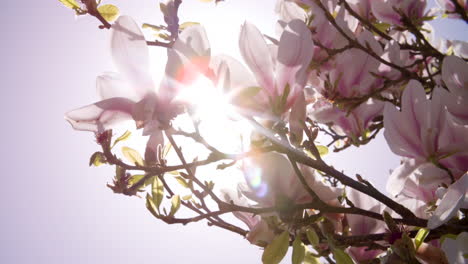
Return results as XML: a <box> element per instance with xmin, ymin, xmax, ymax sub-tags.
<box><xmin>347</xmin><ymin>247</ymin><xmax>382</xmax><ymax>263</ymax></box>
<box><xmin>428</xmin><ymin>173</ymin><xmax>468</xmax><ymax>229</ymax></box>
<box><xmin>65</xmin><ymin>98</ymin><xmax>135</xmax><ymax>133</ymax></box>
<box><xmin>210</xmin><ymin>55</ymin><xmax>257</xmax><ymax>94</ymax></box>
<box><xmin>165</xmin><ymin>25</ymin><xmax>211</xmax><ymax>87</ymax></box>
<box><xmin>239</xmin><ymin>22</ymin><xmax>275</xmax><ymax>97</ymax></box>
<box><xmin>440</xmin><ymin>88</ymin><xmax>468</xmax><ymax>124</ymax></box>
<box><xmin>384</xmin><ymin>80</ymin><xmax>427</xmax><ymax>158</ymax></box>
<box><xmin>442</xmin><ymin>55</ymin><xmax>468</xmax><ymax>95</ymax></box>
<box><xmin>276</xmin><ymin>19</ymin><xmax>314</xmax><ymax>105</ymax></box>
<box><xmin>144</xmin><ymin>130</ymin><xmax>164</xmax><ymax>164</ymax></box>
<box><xmin>346</xmin><ymin>188</ymin><xmax>384</xmax><ymax>235</ymax></box>
<box><xmin>441</xmin><ymin>232</ymin><xmax>468</xmax><ymax>264</ymax></box>
<box><xmin>386</xmin><ymin>159</ymin><xmax>420</xmax><ymax>197</ymax></box>
<box><xmin>371</xmin><ymin>0</ymin><xmax>403</xmax><ymax>25</ymax></box>
<box><xmin>96</xmin><ymin>72</ymin><xmax>140</xmax><ymax>101</ymax></box>
<box><xmin>289</xmin><ymin>91</ymin><xmax>307</xmax><ymax>144</ymax></box>
<box><xmin>111</xmin><ymin>16</ymin><xmax>153</xmax><ymax>99</ymax></box>
<box><xmin>275</xmin><ymin>0</ymin><xmax>308</xmax><ymax>22</ymax></box>
<box><xmin>175</xmin><ymin>25</ymin><xmax>211</xmax><ymax>58</ymax></box>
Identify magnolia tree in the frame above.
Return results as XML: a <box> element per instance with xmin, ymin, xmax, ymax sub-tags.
<box><xmin>61</xmin><ymin>0</ymin><xmax>468</xmax><ymax>263</ymax></box>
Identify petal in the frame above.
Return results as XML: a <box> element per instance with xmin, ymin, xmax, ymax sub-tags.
<box><xmin>428</xmin><ymin>173</ymin><xmax>468</xmax><ymax>229</ymax></box>
<box><xmin>239</xmin><ymin>22</ymin><xmax>276</xmax><ymax>97</ymax></box>
<box><xmin>65</xmin><ymin>98</ymin><xmax>135</xmax><ymax>133</ymax></box>
<box><xmin>275</xmin><ymin>0</ymin><xmax>308</xmax><ymax>23</ymax></box>
<box><xmin>96</xmin><ymin>72</ymin><xmax>140</xmax><ymax>101</ymax></box>
<box><xmin>442</xmin><ymin>55</ymin><xmax>468</xmax><ymax>95</ymax></box>
<box><xmin>111</xmin><ymin>16</ymin><xmax>153</xmax><ymax>98</ymax></box>
<box><xmin>276</xmin><ymin>19</ymin><xmax>314</xmax><ymax>105</ymax></box>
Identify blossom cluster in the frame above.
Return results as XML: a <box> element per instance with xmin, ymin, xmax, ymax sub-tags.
<box><xmin>62</xmin><ymin>0</ymin><xmax>468</xmax><ymax>263</ymax></box>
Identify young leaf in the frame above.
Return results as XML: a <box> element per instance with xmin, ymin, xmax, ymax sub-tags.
<box><xmin>112</xmin><ymin>130</ymin><xmax>131</xmax><ymax>148</ymax></box>
<box><xmin>179</xmin><ymin>22</ymin><xmax>200</xmax><ymax>30</ymax></box>
<box><xmin>152</xmin><ymin>177</ymin><xmax>164</xmax><ymax>211</ymax></box>
<box><xmin>414</xmin><ymin>228</ymin><xmax>430</xmax><ymax>250</ymax></box>
<box><xmin>306</xmin><ymin>228</ymin><xmax>319</xmax><ymax>247</ymax></box>
<box><xmin>58</xmin><ymin>0</ymin><xmax>80</xmax><ymax>9</ymax></box>
<box><xmin>262</xmin><ymin>231</ymin><xmax>290</xmax><ymax>264</ymax></box>
<box><xmin>332</xmin><ymin>248</ymin><xmax>355</xmax><ymax>264</ymax></box>
<box><xmin>175</xmin><ymin>176</ymin><xmax>189</xmax><ymax>188</ymax></box>
<box><xmin>146</xmin><ymin>194</ymin><xmax>159</xmax><ymax>218</ymax></box>
<box><xmin>292</xmin><ymin>237</ymin><xmax>306</xmax><ymax>264</ymax></box>
<box><xmin>122</xmin><ymin>146</ymin><xmax>144</xmax><ymax>166</ymax></box>
<box><xmin>169</xmin><ymin>195</ymin><xmax>181</xmax><ymax>217</ymax></box>
<box><xmin>89</xmin><ymin>151</ymin><xmax>107</xmax><ymax>166</ymax></box>
<box><xmin>316</xmin><ymin>145</ymin><xmax>329</xmax><ymax>156</ymax></box>
<box><xmin>97</xmin><ymin>4</ymin><xmax>120</xmax><ymax>22</ymax></box>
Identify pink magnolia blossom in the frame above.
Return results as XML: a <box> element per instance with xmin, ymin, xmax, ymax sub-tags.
<box><xmin>371</xmin><ymin>0</ymin><xmax>427</xmax><ymax>26</ymax></box>
<box><xmin>65</xmin><ymin>16</ymin><xmax>211</xmax><ymax>161</ymax></box>
<box><xmin>221</xmin><ymin>189</ymin><xmax>275</xmax><ymax>246</ymax></box>
<box><xmin>239</xmin><ymin>152</ymin><xmax>340</xmax><ymax>208</ymax></box>
<box><xmin>237</xmin><ymin>19</ymin><xmax>314</xmax><ymax>115</ymax></box>
<box><xmin>346</xmin><ymin>189</ymin><xmax>386</xmax><ymax>262</ymax></box>
<box><xmin>308</xmin><ymin>96</ymin><xmax>384</xmax><ymax>140</ymax></box>
<box><xmin>314</xmin><ymin>31</ymin><xmax>383</xmax><ymax>98</ymax></box>
<box><xmin>383</xmin><ymin>80</ymin><xmax>468</xmax><ymax>172</ymax></box>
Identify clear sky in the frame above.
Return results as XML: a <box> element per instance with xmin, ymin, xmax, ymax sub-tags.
<box><xmin>0</xmin><ymin>0</ymin><xmax>466</xmax><ymax>263</ymax></box>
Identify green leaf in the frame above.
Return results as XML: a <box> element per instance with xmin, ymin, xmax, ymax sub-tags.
<box><xmin>182</xmin><ymin>194</ymin><xmax>192</xmax><ymax>201</ymax></box>
<box><xmin>372</xmin><ymin>22</ymin><xmax>391</xmax><ymax>33</ymax></box>
<box><xmin>128</xmin><ymin>174</ymin><xmax>152</xmax><ymax>189</ymax></box>
<box><xmin>97</xmin><ymin>4</ymin><xmax>120</xmax><ymax>22</ymax></box>
<box><xmin>151</xmin><ymin>176</ymin><xmax>164</xmax><ymax>211</ymax></box>
<box><xmin>112</xmin><ymin>130</ymin><xmax>131</xmax><ymax>148</ymax></box>
<box><xmin>306</xmin><ymin>229</ymin><xmax>319</xmax><ymax>247</ymax></box>
<box><xmin>58</xmin><ymin>0</ymin><xmax>80</xmax><ymax>9</ymax></box>
<box><xmin>115</xmin><ymin>166</ymin><xmax>125</xmax><ymax>180</ymax></box>
<box><xmin>292</xmin><ymin>237</ymin><xmax>306</xmax><ymax>264</ymax></box>
<box><xmin>262</xmin><ymin>231</ymin><xmax>290</xmax><ymax>264</ymax></box>
<box><xmin>169</xmin><ymin>195</ymin><xmax>181</xmax><ymax>217</ymax></box>
<box><xmin>316</xmin><ymin>145</ymin><xmax>329</xmax><ymax>156</ymax></box>
<box><xmin>179</xmin><ymin>22</ymin><xmax>200</xmax><ymax>30</ymax></box>
<box><xmin>414</xmin><ymin>228</ymin><xmax>430</xmax><ymax>250</ymax></box>
<box><xmin>122</xmin><ymin>146</ymin><xmax>144</xmax><ymax>166</ymax></box>
<box><xmin>332</xmin><ymin>248</ymin><xmax>354</xmax><ymax>264</ymax></box>
<box><xmin>89</xmin><ymin>151</ymin><xmax>107</xmax><ymax>166</ymax></box>
<box><xmin>175</xmin><ymin>176</ymin><xmax>189</xmax><ymax>188</ymax></box>
<box><xmin>146</xmin><ymin>194</ymin><xmax>159</xmax><ymax>218</ymax></box>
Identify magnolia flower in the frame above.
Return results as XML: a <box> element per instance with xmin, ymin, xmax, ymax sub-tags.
<box><xmin>309</xmin><ymin>96</ymin><xmax>384</xmax><ymax>140</ymax></box>
<box><xmin>440</xmin><ymin>55</ymin><xmax>468</xmax><ymax>125</ymax></box>
<box><xmin>236</xmin><ymin>19</ymin><xmax>314</xmax><ymax>115</ymax></box>
<box><xmin>346</xmin><ymin>189</ymin><xmax>386</xmax><ymax>262</ymax></box>
<box><xmin>221</xmin><ymin>188</ymin><xmax>275</xmax><ymax>246</ymax></box>
<box><xmin>65</xmin><ymin>16</ymin><xmax>211</xmax><ymax>162</ymax></box>
<box><xmin>371</xmin><ymin>0</ymin><xmax>427</xmax><ymax>26</ymax></box>
<box><xmin>314</xmin><ymin>31</ymin><xmax>383</xmax><ymax>98</ymax></box>
<box><xmin>383</xmin><ymin>80</ymin><xmax>468</xmax><ymax>173</ymax></box>
<box><xmin>239</xmin><ymin>152</ymin><xmax>340</xmax><ymax>208</ymax></box>
<box><xmin>428</xmin><ymin>173</ymin><xmax>468</xmax><ymax>229</ymax></box>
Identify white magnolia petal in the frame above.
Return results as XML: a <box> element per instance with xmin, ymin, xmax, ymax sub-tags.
<box><xmin>441</xmin><ymin>232</ymin><xmax>468</xmax><ymax>264</ymax></box>
<box><xmin>175</xmin><ymin>25</ymin><xmax>211</xmax><ymax>58</ymax></box>
<box><xmin>239</xmin><ymin>22</ymin><xmax>276</xmax><ymax>97</ymax></box>
<box><xmin>96</xmin><ymin>72</ymin><xmax>139</xmax><ymax>101</ymax></box>
<box><xmin>65</xmin><ymin>98</ymin><xmax>135</xmax><ymax>133</ymax></box>
<box><xmin>289</xmin><ymin>91</ymin><xmax>306</xmax><ymax>144</ymax></box>
<box><xmin>111</xmin><ymin>16</ymin><xmax>153</xmax><ymax>98</ymax></box>
<box><xmin>428</xmin><ymin>173</ymin><xmax>468</xmax><ymax>229</ymax></box>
